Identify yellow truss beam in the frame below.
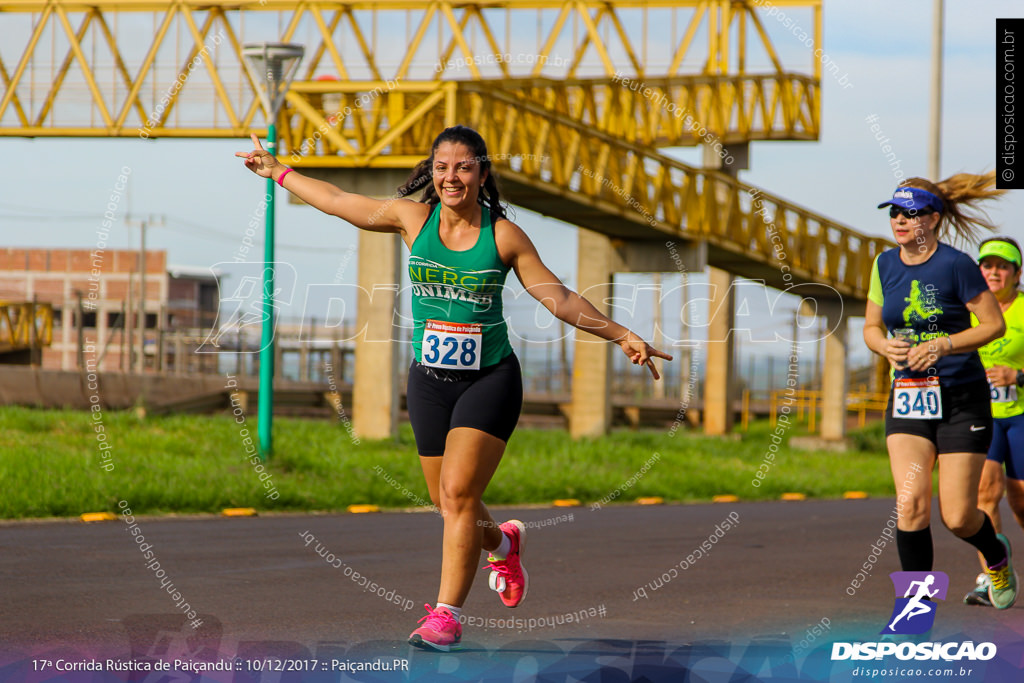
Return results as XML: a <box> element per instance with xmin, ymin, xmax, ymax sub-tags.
<box><xmin>0</xmin><ymin>1</ymin><xmax>821</xmax><ymax>9</ymax></box>
<box><xmin>0</xmin><ymin>0</ymin><xmax>822</xmax><ymax>135</ymax></box>
<box><xmin>1</xmin><ymin>74</ymin><xmax>819</xmax><ymax>144</ymax></box>
<box><xmin>0</xmin><ymin>302</ymin><xmax>54</xmax><ymax>353</ymax></box>
<box><xmin>275</xmin><ymin>75</ymin><xmax>817</xmax><ymax>164</ymax></box>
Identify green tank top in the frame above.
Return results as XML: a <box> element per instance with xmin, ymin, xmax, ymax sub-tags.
<box><xmin>408</xmin><ymin>204</ymin><xmax>513</xmax><ymax>368</ymax></box>
<box><xmin>974</xmin><ymin>292</ymin><xmax>1024</xmax><ymax>418</ymax></box>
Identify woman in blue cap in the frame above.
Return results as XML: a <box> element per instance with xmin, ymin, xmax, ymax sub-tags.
<box><xmin>863</xmin><ymin>172</ymin><xmax>1018</xmax><ymax>609</ymax></box>
<box><xmin>964</xmin><ymin>236</ymin><xmax>1024</xmax><ymax>605</ymax></box>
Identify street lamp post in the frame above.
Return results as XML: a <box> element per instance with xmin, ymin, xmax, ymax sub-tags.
<box><xmin>242</xmin><ymin>42</ymin><xmax>304</xmax><ymax>460</ymax></box>
<box><xmin>929</xmin><ymin>0</ymin><xmax>944</xmax><ymax>180</ymax></box>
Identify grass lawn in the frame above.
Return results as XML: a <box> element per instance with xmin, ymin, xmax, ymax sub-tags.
<box><xmin>0</xmin><ymin>406</ymin><xmax>896</xmax><ymax>519</ymax></box>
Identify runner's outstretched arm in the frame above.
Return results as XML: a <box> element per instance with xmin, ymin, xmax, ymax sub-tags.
<box><xmin>235</xmin><ymin>134</ymin><xmax>425</xmax><ymax>239</ymax></box>
<box><xmin>497</xmin><ymin>219</ymin><xmax>672</xmax><ymax>379</ymax></box>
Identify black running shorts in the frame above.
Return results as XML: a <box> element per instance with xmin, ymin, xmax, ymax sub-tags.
<box><xmin>884</xmin><ymin>379</ymin><xmax>993</xmax><ymax>454</ymax></box>
<box><xmin>406</xmin><ymin>352</ymin><xmax>523</xmax><ymax>456</ymax></box>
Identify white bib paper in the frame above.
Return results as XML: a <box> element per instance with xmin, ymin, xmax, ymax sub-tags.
<box><xmin>990</xmin><ymin>383</ymin><xmax>1018</xmax><ymax>404</ymax></box>
<box><xmin>892</xmin><ymin>377</ymin><xmax>942</xmax><ymax>420</ymax></box>
<box><xmin>422</xmin><ymin>320</ymin><xmax>482</xmax><ymax>370</ymax></box>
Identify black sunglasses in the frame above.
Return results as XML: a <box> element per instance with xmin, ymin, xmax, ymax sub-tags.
<box><xmin>889</xmin><ymin>206</ymin><xmax>935</xmax><ymax>220</ymax></box>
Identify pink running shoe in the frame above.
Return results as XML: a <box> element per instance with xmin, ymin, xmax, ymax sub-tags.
<box><xmin>408</xmin><ymin>604</ymin><xmax>462</xmax><ymax>652</ymax></box>
<box><xmin>485</xmin><ymin>520</ymin><xmax>528</xmax><ymax>607</ymax></box>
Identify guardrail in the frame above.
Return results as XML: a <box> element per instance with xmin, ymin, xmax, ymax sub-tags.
<box><xmin>760</xmin><ymin>388</ymin><xmax>888</xmax><ymax>432</ymax></box>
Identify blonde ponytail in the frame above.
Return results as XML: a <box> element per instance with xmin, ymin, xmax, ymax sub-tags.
<box><xmin>902</xmin><ymin>172</ymin><xmax>1005</xmax><ymax>245</ymax></box>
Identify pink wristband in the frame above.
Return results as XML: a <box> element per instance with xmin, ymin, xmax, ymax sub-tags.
<box><xmin>276</xmin><ymin>168</ymin><xmax>293</xmax><ymax>186</ymax></box>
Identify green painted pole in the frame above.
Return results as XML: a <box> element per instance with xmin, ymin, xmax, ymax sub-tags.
<box><xmin>257</xmin><ymin>122</ymin><xmax>277</xmax><ymax>460</ymax></box>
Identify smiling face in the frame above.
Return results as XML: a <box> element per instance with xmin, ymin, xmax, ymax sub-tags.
<box><xmin>431</xmin><ymin>141</ymin><xmax>488</xmax><ymax>211</ymax></box>
<box><xmin>889</xmin><ymin>207</ymin><xmax>941</xmax><ymax>252</ymax></box>
<box><xmin>979</xmin><ymin>254</ymin><xmax>1020</xmax><ymax>298</ymax></box>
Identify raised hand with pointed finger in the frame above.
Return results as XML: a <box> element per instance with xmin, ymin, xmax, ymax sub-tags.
<box><xmin>235</xmin><ymin>133</ymin><xmax>284</xmax><ymax>181</ymax></box>
<box><xmin>617</xmin><ymin>332</ymin><xmax>672</xmax><ymax>380</ymax></box>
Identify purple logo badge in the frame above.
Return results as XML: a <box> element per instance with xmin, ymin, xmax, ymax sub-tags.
<box><xmin>881</xmin><ymin>571</ymin><xmax>948</xmax><ymax>635</ymax></box>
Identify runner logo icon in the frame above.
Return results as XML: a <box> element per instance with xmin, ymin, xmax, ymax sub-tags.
<box><xmin>881</xmin><ymin>571</ymin><xmax>948</xmax><ymax>635</ymax></box>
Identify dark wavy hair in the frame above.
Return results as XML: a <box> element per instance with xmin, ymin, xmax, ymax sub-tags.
<box><xmin>397</xmin><ymin>125</ymin><xmax>508</xmax><ymax>219</ymax></box>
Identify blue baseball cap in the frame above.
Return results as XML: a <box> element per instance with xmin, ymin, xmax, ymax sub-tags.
<box><xmin>877</xmin><ymin>186</ymin><xmax>944</xmax><ymax>212</ymax></box>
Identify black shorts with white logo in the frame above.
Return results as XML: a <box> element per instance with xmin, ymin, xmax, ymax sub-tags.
<box><xmin>884</xmin><ymin>378</ymin><xmax>993</xmax><ymax>454</ymax></box>
<box><xmin>406</xmin><ymin>352</ymin><xmax>523</xmax><ymax>456</ymax></box>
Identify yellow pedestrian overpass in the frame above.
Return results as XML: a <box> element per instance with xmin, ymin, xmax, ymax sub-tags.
<box><xmin>0</xmin><ymin>0</ymin><xmax>890</xmax><ymax>439</ymax></box>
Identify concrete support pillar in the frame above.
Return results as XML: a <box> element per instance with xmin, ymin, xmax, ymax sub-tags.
<box><xmin>820</xmin><ymin>301</ymin><xmax>849</xmax><ymax>441</ymax></box>
<box><xmin>352</xmin><ymin>231</ymin><xmax>402</xmax><ymax>440</ymax></box>
<box><xmin>274</xmin><ymin>337</ymin><xmax>284</xmax><ymax>379</ymax></box>
<box><xmin>299</xmin><ymin>344</ymin><xmax>309</xmax><ymax>382</ymax></box>
<box><xmin>332</xmin><ymin>343</ymin><xmax>345</xmax><ymax>384</ymax></box>
<box><xmin>570</xmin><ymin>230</ymin><xmax>614</xmax><ymax>438</ymax></box>
<box><xmin>704</xmin><ymin>266</ymin><xmax>735</xmax><ymax>435</ymax></box>
<box><xmin>700</xmin><ymin>141</ymin><xmax>745</xmax><ymax>436</ymax></box>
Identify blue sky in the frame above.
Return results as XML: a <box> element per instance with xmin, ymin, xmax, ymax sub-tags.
<box><xmin>1</xmin><ymin>0</ymin><xmax>1021</xmax><ymax>381</ymax></box>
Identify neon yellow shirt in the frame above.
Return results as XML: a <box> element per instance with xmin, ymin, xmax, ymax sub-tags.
<box><xmin>974</xmin><ymin>291</ymin><xmax>1024</xmax><ymax>418</ymax></box>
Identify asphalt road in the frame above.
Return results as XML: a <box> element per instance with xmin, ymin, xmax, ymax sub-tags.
<box><xmin>3</xmin><ymin>500</ymin><xmax>1024</xmax><ymax>682</ymax></box>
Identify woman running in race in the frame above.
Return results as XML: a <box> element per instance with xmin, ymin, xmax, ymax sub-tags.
<box><xmin>237</xmin><ymin>125</ymin><xmax>671</xmax><ymax>650</ymax></box>
<box><xmin>964</xmin><ymin>237</ymin><xmax>1024</xmax><ymax>605</ymax></box>
<box><xmin>863</xmin><ymin>173</ymin><xmax>1018</xmax><ymax>609</ymax></box>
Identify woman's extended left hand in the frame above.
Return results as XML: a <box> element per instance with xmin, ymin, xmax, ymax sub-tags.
<box><xmin>618</xmin><ymin>333</ymin><xmax>673</xmax><ymax>380</ymax></box>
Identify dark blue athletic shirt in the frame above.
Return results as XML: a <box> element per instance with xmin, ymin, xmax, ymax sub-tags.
<box><xmin>868</xmin><ymin>243</ymin><xmax>988</xmax><ymax>386</ymax></box>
